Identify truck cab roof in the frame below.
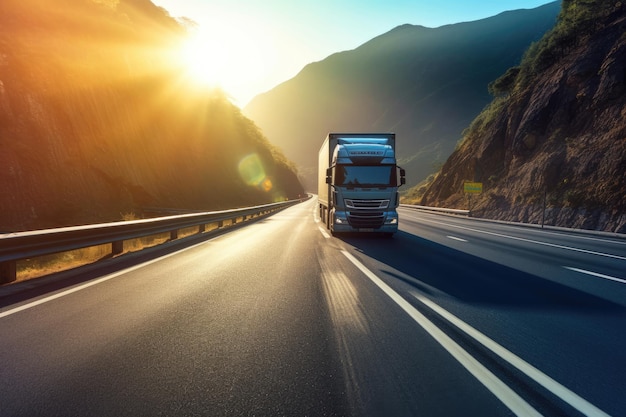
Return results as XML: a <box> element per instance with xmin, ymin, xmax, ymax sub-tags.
<box><xmin>334</xmin><ymin>142</ymin><xmax>396</xmax><ymax>165</ymax></box>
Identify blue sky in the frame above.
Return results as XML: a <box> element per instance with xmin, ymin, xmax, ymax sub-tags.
<box><xmin>153</xmin><ymin>0</ymin><xmax>555</xmax><ymax>106</ymax></box>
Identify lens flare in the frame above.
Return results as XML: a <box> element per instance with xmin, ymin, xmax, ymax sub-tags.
<box><xmin>238</xmin><ymin>154</ymin><xmax>272</xmax><ymax>192</ymax></box>
<box><xmin>262</xmin><ymin>178</ymin><xmax>273</xmax><ymax>192</ymax></box>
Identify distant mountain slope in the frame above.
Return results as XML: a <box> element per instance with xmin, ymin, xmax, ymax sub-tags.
<box><xmin>419</xmin><ymin>1</ymin><xmax>626</xmax><ymax>232</ymax></box>
<box><xmin>0</xmin><ymin>0</ymin><xmax>303</xmax><ymax>231</ymax></box>
<box><xmin>244</xmin><ymin>2</ymin><xmax>560</xmax><ymax>191</ymax></box>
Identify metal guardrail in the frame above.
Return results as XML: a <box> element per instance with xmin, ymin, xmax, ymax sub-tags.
<box><xmin>400</xmin><ymin>204</ymin><xmax>470</xmax><ymax>216</ymax></box>
<box><xmin>0</xmin><ymin>199</ymin><xmax>303</xmax><ymax>284</ymax></box>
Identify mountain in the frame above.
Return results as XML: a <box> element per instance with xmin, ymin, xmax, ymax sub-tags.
<box><xmin>419</xmin><ymin>1</ymin><xmax>626</xmax><ymax>233</ymax></box>
<box><xmin>0</xmin><ymin>0</ymin><xmax>304</xmax><ymax>232</ymax></box>
<box><xmin>243</xmin><ymin>2</ymin><xmax>561</xmax><ymax>191</ymax></box>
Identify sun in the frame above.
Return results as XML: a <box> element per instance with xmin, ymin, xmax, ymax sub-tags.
<box><xmin>175</xmin><ymin>22</ymin><xmax>271</xmax><ymax>106</ymax></box>
<box><xmin>180</xmin><ymin>33</ymin><xmax>229</xmax><ymax>88</ymax></box>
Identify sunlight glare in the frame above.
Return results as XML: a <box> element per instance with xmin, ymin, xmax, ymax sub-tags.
<box><xmin>180</xmin><ymin>34</ymin><xmax>227</xmax><ymax>88</ymax></box>
<box><xmin>176</xmin><ymin>20</ymin><xmax>275</xmax><ymax>106</ymax></box>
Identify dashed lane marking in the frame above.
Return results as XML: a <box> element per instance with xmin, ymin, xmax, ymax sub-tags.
<box><xmin>564</xmin><ymin>266</ymin><xmax>626</xmax><ymax>285</ymax></box>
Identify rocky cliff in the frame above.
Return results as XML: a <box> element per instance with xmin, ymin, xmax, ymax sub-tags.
<box><xmin>0</xmin><ymin>0</ymin><xmax>303</xmax><ymax>231</ymax></box>
<box><xmin>419</xmin><ymin>1</ymin><xmax>626</xmax><ymax>232</ymax></box>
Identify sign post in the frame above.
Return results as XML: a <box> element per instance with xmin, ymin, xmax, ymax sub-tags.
<box><xmin>463</xmin><ymin>182</ymin><xmax>483</xmax><ymax>215</ymax></box>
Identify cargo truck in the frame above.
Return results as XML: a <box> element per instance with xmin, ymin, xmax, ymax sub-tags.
<box><xmin>318</xmin><ymin>133</ymin><xmax>405</xmax><ymax>236</ymax></box>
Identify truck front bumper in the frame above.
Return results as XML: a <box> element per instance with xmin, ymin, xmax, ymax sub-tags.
<box><xmin>331</xmin><ymin>210</ymin><xmax>398</xmax><ymax>233</ymax></box>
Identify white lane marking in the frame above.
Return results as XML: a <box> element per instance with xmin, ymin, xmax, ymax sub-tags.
<box><xmin>540</xmin><ymin>230</ymin><xmax>626</xmax><ymax>245</ymax></box>
<box><xmin>0</xmin><ymin>239</ymin><xmax>214</xmax><ymax>319</ymax></box>
<box><xmin>447</xmin><ymin>235</ymin><xmax>468</xmax><ymax>242</ymax></box>
<box><xmin>413</xmin><ymin>294</ymin><xmax>611</xmax><ymax>417</ymax></box>
<box><xmin>340</xmin><ymin>250</ymin><xmax>542</xmax><ymax>417</ymax></box>
<box><xmin>564</xmin><ymin>267</ymin><xmax>626</xmax><ymax>285</ymax></box>
<box><xmin>313</xmin><ymin>206</ymin><xmax>320</xmax><ymax>223</ymax></box>
<box><xmin>418</xmin><ymin>217</ymin><xmax>626</xmax><ymax>261</ymax></box>
<box><xmin>318</xmin><ymin>226</ymin><xmax>331</xmax><ymax>239</ymax></box>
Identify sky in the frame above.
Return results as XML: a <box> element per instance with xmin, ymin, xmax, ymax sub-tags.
<box><xmin>153</xmin><ymin>0</ymin><xmax>554</xmax><ymax>107</ymax></box>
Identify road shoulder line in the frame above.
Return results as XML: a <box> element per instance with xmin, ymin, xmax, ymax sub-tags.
<box><xmin>340</xmin><ymin>250</ymin><xmax>541</xmax><ymax>417</ymax></box>
<box><xmin>412</xmin><ymin>294</ymin><xmax>611</xmax><ymax>417</ymax></box>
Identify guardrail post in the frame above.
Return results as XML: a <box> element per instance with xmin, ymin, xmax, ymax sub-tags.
<box><xmin>218</xmin><ymin>220</ymin><xmax>223</xmax><ymax>228</ymax></box>
<box><xmin>0</xmin><ymin>260</ymin><xmax>17</xmax><ymax>284</ymax></box>
<box><xmin>112</xmin><ymin>240</ymin><xmax>124</xmax><ymax>255</ymax></box>
<box><xmin>199</xmin><ymin>224</ymin><xmax>206</xmax><ymax>233</ymax></box>
<box><xmin>170</xmin><ymin>229</ymin><xmax>178</xmax><ymax>240</ymax></box>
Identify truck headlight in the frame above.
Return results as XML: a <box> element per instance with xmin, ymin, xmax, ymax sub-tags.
<box><xmin>335</xmin><ymin>213</ymin><xmax>348</xmax><ymax>224</ymax></box>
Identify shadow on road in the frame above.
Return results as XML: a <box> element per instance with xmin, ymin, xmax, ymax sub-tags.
<box><xmin>340</xmin><ymin>231</ymin><xmax>624</xmax><ymax>312</ymax></box>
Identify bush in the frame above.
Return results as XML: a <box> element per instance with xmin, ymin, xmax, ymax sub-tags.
<box><xmin>488</xmin><ymin>67</ymin><xmax>520</xmax><ymax>97</ymax></box>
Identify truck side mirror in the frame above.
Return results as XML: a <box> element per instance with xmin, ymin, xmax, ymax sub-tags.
<box><xmin>399</xmin><ymin>168</ymin><xmax>406</xmax><ymax>185</ymax></box>
<box><xmin>325</xmin><ymin>168</ymin><xmax>332</xmax><ymax>184</ymax></box>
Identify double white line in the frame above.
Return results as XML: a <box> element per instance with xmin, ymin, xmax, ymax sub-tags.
<box><xmin>341</xmin><ymin>250</ymin><xmax>611</xmax><ymax>417</ymax></box>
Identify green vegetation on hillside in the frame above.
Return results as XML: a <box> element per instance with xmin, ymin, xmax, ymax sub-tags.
<box><xmin>456</xmin><ymin>0</ymin><xmax>624</xmax><ymax>148</ymax></box>
<box><xmin>497</xmin><ymin>0</ymin><xmax>621</xmax><ymax>92</ymax></box>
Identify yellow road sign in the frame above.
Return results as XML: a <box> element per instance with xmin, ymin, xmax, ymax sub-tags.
<box><xmin>464</xmin><ymin>182</ymin><xmax>483</xmax><ymax>194</ymax></box>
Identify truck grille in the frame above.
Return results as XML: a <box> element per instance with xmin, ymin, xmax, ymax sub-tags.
<box><xmin>347</xmin><ymin>211</ymin><xmax>385</xmax><ymax>229</ymax></box>
<box><xmin>345</xmin><ymin>199</ymin><xmax>389</xmax><ymax>210</ymax></box>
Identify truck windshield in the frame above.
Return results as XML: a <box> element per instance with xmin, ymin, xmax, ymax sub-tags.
<box><xmin>334</xmin><ymin>165</ymin><xmax>396</xmax><ymax>187</ymax></box>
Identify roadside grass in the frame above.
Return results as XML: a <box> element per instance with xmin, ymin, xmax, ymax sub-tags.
<box><xmin>17</xmin><ymin>244</ymin><xmax>112</xmax><ymax>282</ymax></box>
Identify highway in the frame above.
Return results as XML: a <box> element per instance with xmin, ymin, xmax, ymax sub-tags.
<box><xmin>1</xmin><ymin>199</ymin><xmax>625</xmax><ymax>416</ymax></box>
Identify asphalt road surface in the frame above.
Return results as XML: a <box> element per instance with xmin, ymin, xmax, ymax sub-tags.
<box><xmin>1</xmin><ymin>199</ymin><xmax>624</xmax><ymax>416</ymax></box>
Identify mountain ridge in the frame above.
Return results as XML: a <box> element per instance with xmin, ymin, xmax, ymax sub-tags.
<box><xmin>244</xmin><ymin>2</ymin><xmax>561</xmax><ymax>191</ymax></box>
